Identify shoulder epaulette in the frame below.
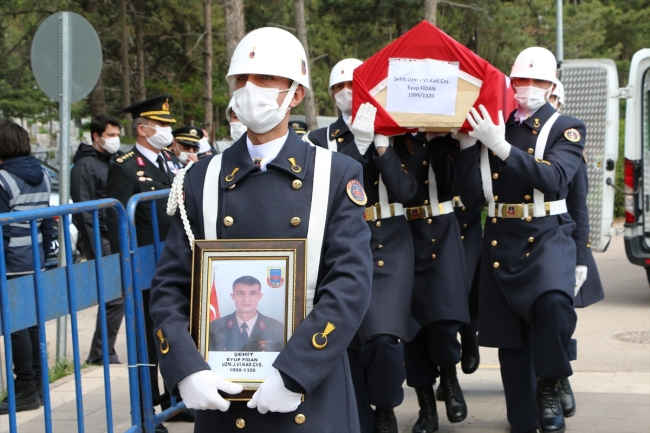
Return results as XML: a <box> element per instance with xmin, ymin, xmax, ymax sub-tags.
<box><xmin>116</xmin><ymin>151</ymin><xmax>135</xmax><ymax>163</ymax></box>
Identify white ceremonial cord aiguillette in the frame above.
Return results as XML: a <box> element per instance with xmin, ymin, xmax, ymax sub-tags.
<box><xmin>166</xmin><ymin>161</ymin><xmax>195</xmax><ymax>249</ymax></box>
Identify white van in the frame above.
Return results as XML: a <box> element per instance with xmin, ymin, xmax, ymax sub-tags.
<box><xmin>559</xmin><ymin>49</ymin><xmax>650</xmax><ymax>283</ymax></box>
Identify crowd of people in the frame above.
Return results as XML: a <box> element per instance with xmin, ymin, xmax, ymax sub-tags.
<box><xmin>0</xmin><ymin>24</ymin><xmax>604</xmax><ymax>433</ymax></box>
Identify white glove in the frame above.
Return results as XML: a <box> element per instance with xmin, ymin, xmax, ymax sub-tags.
<box><xmin>178</xmin><ymin>370</ymin><xmax>243</xmax><ymax>411</ymax></box>
<box><xmin>574</xmin><ymin>265</ymin><xmax>588</xmax><ymax>296</ymax></box>
<box><xmin>452</xmin><ymin>131</ymin><xmax>478</xmax><ymax>150</ymax></box>
<box><xmin>350</xmin><ymin>102</ymin><xmax>377</xmax><ymax>155</ymax></box>
<box><xmin>374</xmin><ymin>134</ymin><xmax>389</xmax><ymax>148</ymax></box>
<box><xmin>466</xmin><ymin>105</ymin><xmax>511</xmax><ymax>160</ymax></box>
<box><xmin>247</xmin><ymin>368</ymin><xmax>302</xmax><ymax>414</ymax></box>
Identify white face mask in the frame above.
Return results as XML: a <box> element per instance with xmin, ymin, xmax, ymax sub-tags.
<box><xmin>233</xmin><ymin>81</ymin><xmax>298</xmax><ymax>134</ymax></box>
<box><xmin>177</xmin><ymin>151</ymin><xmax>191</xmax><ymax>165</ymax></box>
<box><xmin>334</xmin><ymin>87</ymin><xmax>353</xmax><ymax>116</ymax></box>
<box><xmin>230</xmin><ymin>121</ymin><xmax>247</xmax><ymax>141</ymax></box>
<box><xmin>514</xmin><ymin>84</ymin><xmax>553</xmax><ymax>113</ymax></box>
<box><xmin>99</xmin><ymin>136</ymin><xmax>120</xmax><ymax>154</ymax></box>
<box><xmin>144</xmin><ymin>125</ymin><xmax>173</xmax><ymax>150</ymax></box>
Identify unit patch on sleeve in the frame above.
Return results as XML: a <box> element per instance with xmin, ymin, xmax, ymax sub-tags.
<box><xmin>564</xmin><ymin>128</ymin><xmax>581</xmax><ymax>142</ymax></box>
<box><xmin>346</xmin><ymin>180</ymin><xmax>368</xmax><ymax>206</ymax></box>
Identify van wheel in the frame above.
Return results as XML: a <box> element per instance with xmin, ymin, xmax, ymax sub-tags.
<box><xmin>645</xmin><ymin>267</ymin><xmax>650</xmax><ymax>285</ymax></box>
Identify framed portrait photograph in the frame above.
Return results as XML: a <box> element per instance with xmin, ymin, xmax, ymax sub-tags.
<box><xmin>190</xmin><ymin>239</ymin><xmax>307</xmax><ymax>400</ymax></box>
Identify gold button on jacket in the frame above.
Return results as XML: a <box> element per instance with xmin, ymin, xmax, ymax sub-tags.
<box><xmin>291</xmin><ymin>217</ymin><xmax>301</xmax><ymax>227</ymax></box>
<box><xmin>224</xmin><ymin>216</ymin><xmax>234</xmax><ymax>226</ymax></box>
<box><xmin>236</xmin><ymin>418</ymin><xmax>245</xmax><ymax>428</ymax></box>
<box><xmin>292</xmin><ymin>180</ymin><xmax>302</xmax><ymax>190</ymax></box>
<box><xmin>295</xmin><ymin>414</ymin><xmax>306</xmax><ymax>424</ymax></box>
<box><xmin>377</xmin><ymin>260</ymin><xmax>385</xmax><ymax>267</ymax></box>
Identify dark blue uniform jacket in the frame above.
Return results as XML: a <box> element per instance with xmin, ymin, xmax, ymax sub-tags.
<box><xmin>456</xmin><ymin>103</ymin><xmax>586</xmax><ymax>349</ymax></box>
<box><xmin>310</xmin><ymin>117</ymin><xmax>417</xmax><ymax>343</ymax></box>
<box><xmin>149</xmin><ymin>130</ymin><xmax>372</xmax><ymax>433</ymax></box>
<box><xmin>393</xmin><ymin>133</ymin><xmax>469</xmax><ymax>330</ymax></box>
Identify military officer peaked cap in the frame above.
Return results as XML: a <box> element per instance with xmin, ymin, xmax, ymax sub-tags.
<box><xmin>290</xmin><ymin>120</ymin><xmax>308</xmax><ymax>136</ymax></box>
<box><xmin>123</xmin><ymin>94</ymin><xmax>176</xmax><ymax>123</ymax></box>
<box><xmin>172</xmin><ymin>126</ymin><xmax>203</xmax><ymax>148</ymax></box>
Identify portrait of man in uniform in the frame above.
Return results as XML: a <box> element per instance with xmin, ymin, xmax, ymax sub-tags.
<box><xmin>209</xmin><ymin>275</ymin><xmax>284</xmax><ymax>352</ymax></box>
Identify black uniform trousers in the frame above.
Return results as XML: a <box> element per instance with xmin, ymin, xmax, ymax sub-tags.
<box><xmin>499</xmin><ymin>291</ymin><xmax>576</xmax><ymax>433</ymax></box>
<box><xmin>404</xmin><ymin>320</ymin><xmax>462</xmax><ymax>388</ymax></box>
<box><xmin>348</xmin><ymin>335</ymin><xmax>405</xmax><ymax>432</ymax></box>
<box><xmin>86</xmin><ymin>297</ymin><xmax>125</xmax><ymax>364</ymax></box>
<box><xmin>11</xmin><ymin>326</ymin><xmax>41</xmax><ymax>383</ymax></box>
<box><xmin>459</xmin><ymin>256</ymin><xmax>480</xmax><ymax>340</ymax></box>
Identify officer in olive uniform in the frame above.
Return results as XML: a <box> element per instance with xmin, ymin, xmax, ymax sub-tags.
<box><xmin>210</xmin><ymin>312</ymin><xmax>284</xmax><ymax>352</ymax></box>
<box><xmin>457</xmin><ymin>47</ymin><xmax>585</xmax><ymax>433</ymax></box>
<box><xmin>392</xmin><ymin>133</ymin><xmax>470</xmax><ymax>431</ymax></box>
<box><xmin>309</xmin><ymin>58</ymin><xmax>417</xmax><ymax>433</ymax></box>
<box><xmin>106</xmin><ymin>94</ymin><xmax>181</xmax><ymax>432</ymax></box>
<box><xmin>149</xmin><ymin>28</ymin><xmax>372</xmax><ymax>433</ymax></box>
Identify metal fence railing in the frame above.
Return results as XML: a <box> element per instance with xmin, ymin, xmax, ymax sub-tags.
<box><xmin>0</xmin><ymin>199</ymin><xmax>141</xmax><ymax>433</ymax></box>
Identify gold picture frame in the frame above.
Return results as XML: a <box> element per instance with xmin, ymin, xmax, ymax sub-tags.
<box><xmin>190</xmin><ymin>239</ymin><xmax>307</xmax><ymax>400</ymax></box>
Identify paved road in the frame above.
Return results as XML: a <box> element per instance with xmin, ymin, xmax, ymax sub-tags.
<box><xmin>2</xmin><ymin>229</ymin><xmax>649</xmax><ymax>432</ymax></box>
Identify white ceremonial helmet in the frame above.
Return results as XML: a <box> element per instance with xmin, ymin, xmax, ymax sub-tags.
<box><xmin>225</xmin><ymin>96</ymin><xmax>236</xmax><ymax>120</ymax></box>
<box><xmin>226</xmin><ymin>27</ymin><xmax>310</xmax><ymax>89</ymax></box>
<box><xmin>328</xmin><ymin>58</ymin><xmax>363</xmax><ymax>96</ymax></box>
<box><xmin>551</xmin><ymin>80</ymin><xmax>566</xmax><ymax>108</ymax></box>
<box><xmin>510</xmin><ymin>47</ymin><xmax>557</xmax><ymax>83</ymax></box>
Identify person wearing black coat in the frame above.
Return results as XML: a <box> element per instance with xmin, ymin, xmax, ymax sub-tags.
<box><xmin>70</xmin><ymin>114</ymin><xmax>124</xmax><ymax>366</ymax></box>
<box><xmin>105</xmin><ymin>95</ymin><xmax>181</xmax><ymax>433</ymax></box>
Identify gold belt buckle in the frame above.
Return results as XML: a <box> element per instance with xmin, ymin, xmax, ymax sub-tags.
<box><xmin>405</xmin><ymin>206</ymin><xmax>422</xmax><ymax>221</ymax></box>
<box><xmin>502</xmin><ymin>203</ymin><xmax>524</xmax><ymax>218</ymax></box>
<box><xmin>364</xmin><ymin>207</ymin><xmax>375</xmax><ymax>222</ymax></box>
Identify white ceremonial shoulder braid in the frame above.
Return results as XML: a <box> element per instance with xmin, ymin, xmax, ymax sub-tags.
<box><xmin>167</xmin><ymin>159</ymin><xmax>196</xmax><ymax>249</ymax></box>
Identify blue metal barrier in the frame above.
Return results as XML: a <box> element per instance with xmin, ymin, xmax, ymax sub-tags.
<box><xmin>125</xmin><ymin>189</ymin><xmax>185</xmax><ymax>433</ymax></box>
<box><xmin>0</xmin><ymin>200</ymin><xmax>141</xmax><ymax>433</ymax></box>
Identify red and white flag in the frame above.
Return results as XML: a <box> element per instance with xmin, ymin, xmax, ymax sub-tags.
<box><xmin>209</xmin><ymin>264</ymin><xmax>220</xmax><ymax>321</ymax></box>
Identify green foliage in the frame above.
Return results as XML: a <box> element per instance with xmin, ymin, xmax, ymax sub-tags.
<box><xmin>0</xmin><ymin>0</ymin><xmax>648</xmax><ymax>140</ymax></box>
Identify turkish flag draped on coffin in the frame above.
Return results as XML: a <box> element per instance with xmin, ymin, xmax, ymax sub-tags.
<box><xmin>352</xmin><ymin>20</ymin><xmax>516</xmax><ymax>136</ymax></box>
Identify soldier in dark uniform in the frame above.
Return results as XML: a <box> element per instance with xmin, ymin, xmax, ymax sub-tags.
<box><xmin>545</xmin><ymin>83</ymin><xmax>604</xmax><ymax>419</ymax></box>
<box><xmin>392</xmin><ymin>133</ymin><xmax>470</xmax><ymax>432</ymax></box>
<box><xmin>171</xmin><ymin>126</ymin><xmax>202</xmax><ymax>167</ymax></box>
<box><xmin>149</xmin><ymin>27</ymin><xmax>372</xmax><ymax>433</ymax></box>
<box><xmin>209</xmin><ymin>276</ymin><xmax>284</xmax><ymax>352</ymax></box>
<box><xmin>457</xmin><ymin>47</ymin><xmax>585</xmax><ymax>433</ymax></box>
<box><xmin>309</xmin><ymin>58</ymin><xmax>417</xmax><ymax>433</ymax></box>
<box><xmin>106</xmin><ymin>94</ymin><xmax>181</xmax><ymax>432</ymax></box>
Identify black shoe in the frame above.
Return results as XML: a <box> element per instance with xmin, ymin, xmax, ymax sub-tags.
<box><xmin>0</xmin><ymin>380</ymin><xmax>41</xmax><ymax>414</ymax></box>
<box><xmin>557</xmin><ymin>378</ymin><xmax>576</xmax><ymax>418</ymax></box>
<box><xmin>412</xmin><ymin>386</ymin><xmax>439</xmax><ymax>433</ymax></box>
<box><xmin>140</xmin><ymin>423</ymin><xmax>168</xmax><ymax>433</ymax></box>
<box><xmin>460</xmin><ymin>337</ymin><xmax>480</xmax><ymax>374</ymax></box>
<box><xmin>435</xmin><ymin>385</ymin><xmax>444</xmax><ymax>401</ymax></box>
<box><xmin>35</xmin><ymin>380</ymin><xmax>43</xmax><ymax>406</ymax></box>
<box><xmin>536</xmin><ymin>378</ymin><xmax>566</xmax><ymax>433</ymax></box>
<box><xmin>375</xmin><ymin>407</ymin><xmax>398</xmax><ymax>433</ymax></box>
<box><xmin>438</xmin><ymin>366</ymin><xmax>467</xmax><ymax>423</ymax></box>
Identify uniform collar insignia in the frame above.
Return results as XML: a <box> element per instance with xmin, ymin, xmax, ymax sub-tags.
<box><xmin>266</xmin><ymin>130</ymin><xmax>309</xmax><ymax>180</ymax></box>
<box><xmin>522</xmin><ymin>103</ymin><xmax>555</xmax><ymax>130</ymax></box>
